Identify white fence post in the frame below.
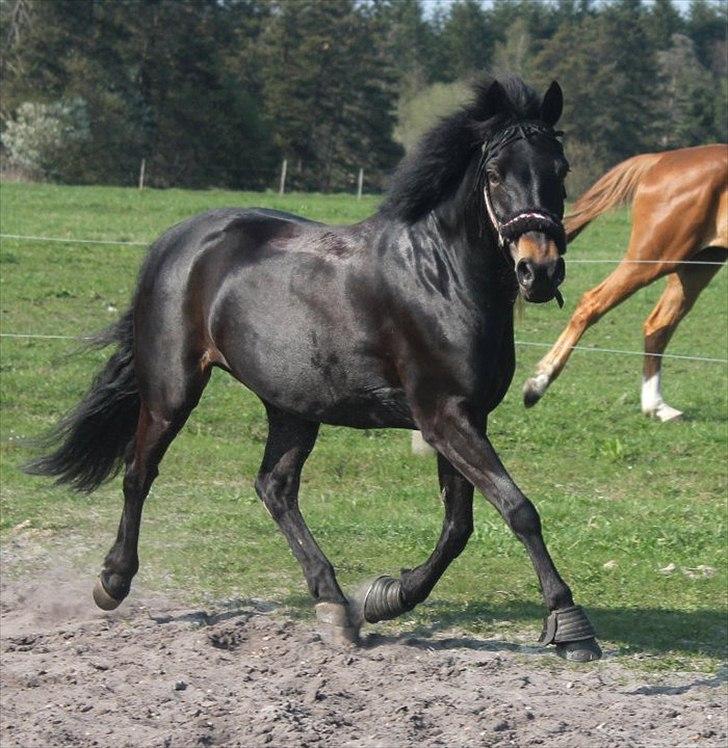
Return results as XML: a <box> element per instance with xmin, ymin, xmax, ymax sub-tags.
<box><xmin>279</xmin><ymin>159</ymin><xmax>288</xmax><ymax>195</ymax></box>
<box><xmin>356</xmin><ymin>167</ymin><xmax>364</xmax><ymax>199</ymax></box>
<box><xmin>411</xmin><ymin>431</ymin><xmax>435</xmax><ymax>456</ymax></box>
<box><xmin>138</xmin><ymin>158</ymin><xmax>146</xmax><ymax>190</ymax></box>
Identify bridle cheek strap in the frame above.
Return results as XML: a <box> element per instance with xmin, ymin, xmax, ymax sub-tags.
<box><xmin>483</xmin><ymin>181</ymin><xmax>506</xmax><ymax>249</ymax></box>
<box><xmin>484</xmin><ymin>183</ymin><xmax>567</xmax><ymax>257</ymax></box>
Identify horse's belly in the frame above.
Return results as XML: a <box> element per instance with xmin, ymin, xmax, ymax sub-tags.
<box><xmin>218</xmin><ymin>319</ymin><xmax>412</xmax><ymax>427</ymax></box>
<box><xmin>232</xmin><ymin>359</ymin><xmax>413</xmax><ymax>429</ymax></box>
<box><xmin>314</xmin><ymin>387</ymin><xmax>414</xmax><ymax>428</ymax></box>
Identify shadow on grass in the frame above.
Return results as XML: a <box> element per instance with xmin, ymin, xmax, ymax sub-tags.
<box><xmin>282</xmin><ymin>593</ymin><xmax>727</xmax><ymax>662</ymax></box>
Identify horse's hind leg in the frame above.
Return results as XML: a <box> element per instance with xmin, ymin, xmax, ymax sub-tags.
<box><xmin>255</xmin><ymin>404</ymin><xmax>356</xmax><ymax>643</ymax></box>
<box><xmin>94</xmin><ymin>369</ymin><xmax>209</xmax><ymax>609</ymax></box>
<box><xmin>356</xmin><ymin>454</ymin><xmax>473</xmax><ymax>623</ymax></box>
<box><xmin>642</xmin><ymin>248</ymin><xmax>726</xmax><ymax>421</ymax></box>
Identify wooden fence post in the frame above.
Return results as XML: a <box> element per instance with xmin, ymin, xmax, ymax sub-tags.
<box><xmin>279</xmin><ymin>159</ymin><xmax>288</xmax><ymax>195</ymax></box>
<box><xmin>138</xmin><ymin>158</ymin><xmax>146</xmax><ymax>190</ymax></box>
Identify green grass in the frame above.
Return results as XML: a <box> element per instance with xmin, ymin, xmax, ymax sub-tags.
<box><xmin>1</xmin><ymin>181</ymin><xmax>726</xmax><ymax>672</ymax></box>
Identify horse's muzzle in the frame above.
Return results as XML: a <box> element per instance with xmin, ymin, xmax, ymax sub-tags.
<box><xmin>514</xmin><ymin>231</ymin><xmax>565</xmax><ymax>305</ymax></box>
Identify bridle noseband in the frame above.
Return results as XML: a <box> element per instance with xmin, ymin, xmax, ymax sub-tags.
<box><xmin>479</xmin><ymin>121</ymin><xmax>567</xmax><ymax>255</ymax></box>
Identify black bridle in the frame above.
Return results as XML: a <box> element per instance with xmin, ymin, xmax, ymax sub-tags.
<box><xmin>478</xmin><ymin>120</ymin><xmax>567</xmax><ymax>255</ymax></box>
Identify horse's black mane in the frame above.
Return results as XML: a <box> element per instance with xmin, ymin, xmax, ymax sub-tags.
<box><xmin>379</xmin><ymin>76</ymin><xmax>541</xmax><ymax>223</ymax></box>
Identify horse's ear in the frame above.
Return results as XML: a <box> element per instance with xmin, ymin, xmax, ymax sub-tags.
<box><xmin>540</xmin><ymin>81</ymin><xmax>563</xmax><ymax>127</ymax></box>
<box><xmin>473</xmin><ymin>80</ymin><xmax>509</xmax><ymax>121</ymax></box>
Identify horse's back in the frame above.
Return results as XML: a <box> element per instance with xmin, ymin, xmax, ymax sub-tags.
<box><xmin>138</xmin><ymin>207</ymin><xmax>322</xmax><ymax>295</ymax></box>
<box><xmin>630</xmin><ymin>145</ymin><xmax>728</xmax><ymax>252</ymax></box>
<box><xmin>642</xmin><ymin>144</ymin><xmax>727</xmax><ymax>194</ymax></box>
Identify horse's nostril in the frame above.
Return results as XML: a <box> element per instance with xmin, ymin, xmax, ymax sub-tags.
<box><xmin>516</xmin><ymin>259</ymin><xmax>535</xmax><ymax>287</ymax></box>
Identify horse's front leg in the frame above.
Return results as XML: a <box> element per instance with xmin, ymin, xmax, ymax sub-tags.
<box><xmin>422</xmin><ymin>399</ymin><xmax>601</xmax><ymax>662</ymax></box>
<box><xmin>360</xmin><ymin>453</ymin><xmax>473</xmax><ymax>622</ymax></box>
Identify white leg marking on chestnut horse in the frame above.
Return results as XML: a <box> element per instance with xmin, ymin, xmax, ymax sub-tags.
<box><xmin>531</xmin><ymin>373</ymin><xmax>550</xmax><ymax>395</ymax></box>
<box><xmin>641</xmin><ymin>373</ymin><xmax>683</xmax><ymax>422</ymax></box>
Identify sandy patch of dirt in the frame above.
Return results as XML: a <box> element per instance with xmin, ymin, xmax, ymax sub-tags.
<box><xmin>1</xmin><ymin>566</ymin><xmax>726</xmax><ymax>748</ymax></box>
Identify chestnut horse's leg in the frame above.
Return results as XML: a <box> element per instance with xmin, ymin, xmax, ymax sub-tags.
<box><xmin>361</xmin><ymin>454</ymin><xmax>474</xmax><ymax>622</ymax></box>
<box><xmin>255</xmin><ymin>404</ymin><xmax>356</xmax><ymax>643</ymax></box>
<box><xmin>418</xmin><ymin>401</ymin><xmax>600</xmax><ymax>662</ymax></box>
<box><xmin>642</xmin><ymin>248</ymin><xmax>726</xmax><ymax>421</ymax></box>
<box><xmin>94</xmin><ymin>378</ymin><xmax>208</xmax><ymax>609</ymax></box>
<box><xmin>523</xmin><ymin>259</ymin><xmax>664</xmax><ymax>407</ymax></box>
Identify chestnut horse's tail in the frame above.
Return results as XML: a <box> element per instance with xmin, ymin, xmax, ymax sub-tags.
<box><xmin>565</xmin><ymin>153</ymin><xmax>662</xmax><ymax>241</ymax></box>
<box><xmin>24</xmin><ymin>309</ymin><xmax>140</xmax><ymax>493</ymax></box>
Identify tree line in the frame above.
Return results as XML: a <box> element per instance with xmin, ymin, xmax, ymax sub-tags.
<box><xmin>1</xmin><ymin>0</ymin><xmax>725</xmax><ymax>194</ymax></box>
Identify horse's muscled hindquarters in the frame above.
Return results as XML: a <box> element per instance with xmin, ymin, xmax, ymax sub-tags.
<box><xmin>25</xmin><ymin>76</ymin><xmax>601</xmax><ymax>662</ymax></box>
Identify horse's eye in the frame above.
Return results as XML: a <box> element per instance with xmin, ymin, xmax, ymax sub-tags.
<box><xmin>487</xmin><ymin>169</ymin><xmax>501</xmax><ymax>186</ymax></box>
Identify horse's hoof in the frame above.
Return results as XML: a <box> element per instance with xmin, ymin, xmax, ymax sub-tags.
<box><xmin>523</xmin><ymin>374</ymin><xmax>549</xmax><ymax>408</ymax></box>
<box><xmin>555</xmin><ymin>638</ymin><xmax>603</xmax><ymax>662</ymax></box>
<box><xmin>92</xmin><ymin>577</ymin><xmax>123</xmax><ymax>611</ymax></box>
<box><xmin>654</xmin><ymin>404</ymin><xmax>683</xmax><ymax>422</ymax></box>
<box><xmin>315</xmin><ymin>602</ymin><xmax>359</xmax><ymax>646</ymax></box>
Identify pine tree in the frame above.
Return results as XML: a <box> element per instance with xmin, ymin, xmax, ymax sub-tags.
<box><xmin>258</xmin><ymin>0</ymin><xmax>401</xmax><ymax>191</ymax></box>
<box><xmin>657</xmin><ymin>33</ymin><xmax>725</xmax><ymax>147</ymax></box>
<box><xmin>439</xmin><ymin>0</ymin><xmax>492</xmax><ymax>82</ymax></box>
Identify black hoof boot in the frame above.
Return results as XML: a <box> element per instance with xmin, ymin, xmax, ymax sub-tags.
<box><xmin>362</xmin><ymin>576</ymin><xmax>411</xmax><ymax>624</ymax></box>
<box><xmin>539</xmin><ymin>605</ymin><xmax>602</xmax><ymax>662</ymax></box>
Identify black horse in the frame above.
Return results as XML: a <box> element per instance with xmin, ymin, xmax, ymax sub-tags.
<box><xmin>27</xmin><ymin>77</ymin><xmax>601</xmax><ymax>662</ymax></box>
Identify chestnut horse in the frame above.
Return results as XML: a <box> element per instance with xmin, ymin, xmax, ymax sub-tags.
<box><xmin>523</xmin><ymin>144</ymin><xmax>727</xmax><ymax>421</ymax></box>
<box><xmin>26</xmin><ymin>77</ymin><xmax>601</xmax><ymax>661</ymax></box>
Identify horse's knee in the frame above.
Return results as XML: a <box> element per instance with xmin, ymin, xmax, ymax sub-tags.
<box><xmin>255</xmin><ymin>475</ymin><xmax>288</xmax><ymax>521</ymax></box>
<box><xmin>571</xmin><ymin>298</ymin><xmax>595</xmax><ymax>329</ymax></box>
<box><xmin>505</xmin><ymin>498</ymin><xmax>541</xmax><ymax>538</ymax></box>
<box><xmin>448</xmin><ymin>518</ymin><xmax>473</xmax><ymax>555</ymax></box>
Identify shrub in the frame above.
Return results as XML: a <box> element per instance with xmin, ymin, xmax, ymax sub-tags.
<box><xmin>1</xmin><ymin>99</ymin><xmax>90</xmax><ymax>181</ymax></box>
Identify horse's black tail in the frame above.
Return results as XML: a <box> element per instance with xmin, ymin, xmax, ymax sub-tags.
<box><xmin>24</xmin><ymin>308</ymin><xmax>140</xmax><ymax>493</ymax></box>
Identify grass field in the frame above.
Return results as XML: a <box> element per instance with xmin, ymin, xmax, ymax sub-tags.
<box><xmin>1</xmin><ymin>181</ymin><xmax>726</xmax><ymax>672</ymax></box>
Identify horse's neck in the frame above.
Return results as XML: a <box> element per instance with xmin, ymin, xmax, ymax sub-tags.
<box><xmin>426</xmin><ymin>187</ymin><xmax>517</xmax><ymax>304</ymax></box>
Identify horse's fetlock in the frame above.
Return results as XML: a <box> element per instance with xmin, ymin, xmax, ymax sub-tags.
<box><xmin>100</xmin><ymin>569</ymin><xmax>132</xmax><ymax>601</ymax></box>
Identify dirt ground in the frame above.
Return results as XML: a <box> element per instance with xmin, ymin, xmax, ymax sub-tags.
<box><xmin>1</xmin><ymin>563</ymin><xmax>726</xmax><ymax>748</ymax></box>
